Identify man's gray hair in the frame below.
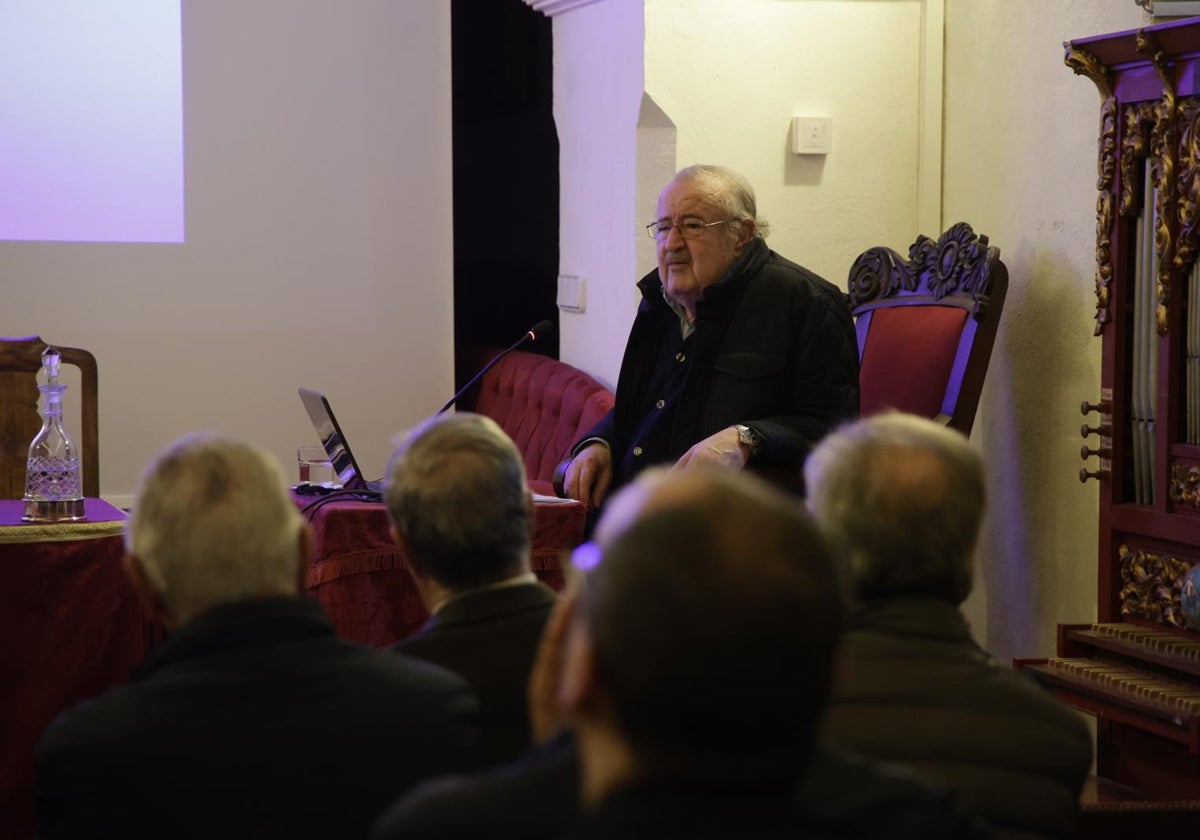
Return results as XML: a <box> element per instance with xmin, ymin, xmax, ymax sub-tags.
<box><xmin>126</xmin><ymin>433</ymin><xmax>305</xmax><ymax>622</ymax></box>
<box><xmin>674</xmin><ymin>164</ymin><xmax>770</xmax><ymax>242</ymax></box>
<box><xmin>385</xmin><ymin>412</ymin><xmax>531</xmax><ymax>590</ymax></box>
<box><xmin>803</xmin><ymin>412</ymin><xmax>985</xmax><ymax>606</ymax></box>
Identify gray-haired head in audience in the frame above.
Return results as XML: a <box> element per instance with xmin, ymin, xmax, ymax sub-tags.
<box><xmin>385</xmin><ymin>412</ymin><xmax>532</xmax><ymax>590</ymax></box>
<box><xmin>126</xmin><ymin>433</ymin><xmax>307</xmax><ymax>627</ymax></box>
<box><xmin>803</xmin><ymin>412</ymin><xmax>985</xmax><ymax>606</ymax></box>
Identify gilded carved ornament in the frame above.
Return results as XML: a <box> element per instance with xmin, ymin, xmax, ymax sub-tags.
<box><xmin>1063</xmin><ymin>43</ymin><xmax>1113</xmax><ymax>100</ymax></box>
<box><xmin>1119</xmin><ymin>543</ymin><xmax>1192</xmax><ymax>627</ymax></box>
<box><xmin>1064</xmin><ymin>42</ymin><xmax>1117</xmax><ymax>335</ymax></box>
<box><xmin>1120</xmin><ymin>103</ymin><xmax>1155</xmax><ymax>217</ymax></box>
<box><xmin>1175</xmin><ymin>98</ymin><xmax>1200</xmax><ymax>281</ymax></box>
<box><xmin>1094</xmin><ymin>99</ymin><xmax>1117</xmax><ymax>336</ymax></box>
<box><xmin>1169</xmin><ymin>462</ymin><xmax>1200</xmax><ymax>510</ymax></box>
<box><xmin>1139</xmin><ymin>29</ymin><xmax>1177</xmax><ymax>336</ymax></box>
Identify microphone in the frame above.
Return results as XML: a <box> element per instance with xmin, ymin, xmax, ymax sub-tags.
<box><xmin>438</xmin><ymin>320</ymin><xmax>555</xmax><ymax>415</ymax></box>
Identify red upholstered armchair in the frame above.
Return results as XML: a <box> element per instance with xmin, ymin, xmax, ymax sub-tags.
<box><xmin>462</xmin><ymin>349</ymin><xmax>615</xmax><ymax>496</ymax></box>
<box><xmin>847</xmin><ymin>222</ymin><xmax>1008</xmax><ymax>436</ymax></box>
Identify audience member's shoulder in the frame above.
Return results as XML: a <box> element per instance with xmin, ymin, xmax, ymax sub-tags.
<box><xmin>36</xmin><ymin>686</ymin><xmax>139</xmax><ymax>760</ymax></box>
<box><xmin>372</xmin><ymin>734</ymin><xmax>580</xmax><ymax>840</ymax></box>
<box><xmin>329</xmin><ymin>638</ymin><xmax>480</xmax><ymax>715</ymax></box>
<box><xmin>798</xmin><ymin>742</ymin><xmax>998</xmax><ymax>839</ymax></box>
<box><xmin>989</xmin><ymin>661</ymin><xmax>1094</xmax><ymax>732</ymax></box>
<box><xmin>363</xmin><ymin>642</ymin><xmax>474</xmax><ymax>689</ymax></box>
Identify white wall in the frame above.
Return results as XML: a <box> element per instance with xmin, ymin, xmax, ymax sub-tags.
<box><xmin>552</xmin><ymin>0</ymin><xmax>646</xmax><ymax>389</ymax></box>
<box><xmin>554</xmin><ymin>0</ymin><xmax>924</xmax><ymax>388</ymax></box>
<box><xmin>646</xmin><ymin>0</ymin><xmax>923</xmax><ymax>282</ymax></box>
<box><xmin>945</xmin><ymin>1</ymin><xmax>1148</xmax><ymax>662</ymax></box>
<box><xmin>1</xmin><ymin>0</ymin><xmax>455</xmax><ymax>506</ymax></box>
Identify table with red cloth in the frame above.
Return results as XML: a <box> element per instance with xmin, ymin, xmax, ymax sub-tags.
<box><xmin>299</xmin><ymin>492</ymin><xmax>586</xmax><ymax>647</ymax></box>
<box><xmin>1</xmin><ymin>499</ymin><xmax>162</xmax><ymax>840</ymax></box>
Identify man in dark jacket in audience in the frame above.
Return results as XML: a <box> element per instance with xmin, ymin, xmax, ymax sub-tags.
<box><xmin>35</xmin><ymin>433</ymin><xmax>478</xmax><ymax>840</ymax></box>
<box><xmin>387</xmin><ymin>412</ymin><xmax>558</xmax><ymax>767</ymax></box>
<box><xmin>805</xmin><ymin>412</ymin><xmax>1093</xmax><ymax>839</ymax></box>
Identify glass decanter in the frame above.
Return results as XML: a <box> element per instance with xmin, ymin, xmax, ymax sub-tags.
<box><xmin>22</xmin><ymin>346</ymin><xmax>85</xmax><ymax>522</ymax></box>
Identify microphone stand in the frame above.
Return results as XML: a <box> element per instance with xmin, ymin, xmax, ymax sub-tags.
<box><xmin>438</xmin><ymin>322</ymin><xmax>551</xmax><ymax>415</ymax></box>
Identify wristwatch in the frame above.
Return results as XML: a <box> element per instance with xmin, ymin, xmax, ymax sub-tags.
<box><xmin>734</xmin><ymin>424</ymin><xmax>763</xmax><ymax>459</ymax></box>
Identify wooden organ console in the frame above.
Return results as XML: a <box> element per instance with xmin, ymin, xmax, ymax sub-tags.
<box><xmin>1015</xmin><ymin>18</ymin><xmax>1200</xmax><ymax>801</ymax></box>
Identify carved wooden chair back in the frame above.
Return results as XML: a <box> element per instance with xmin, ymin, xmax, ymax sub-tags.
<box><xmin>847</xmin><ymin>222</ymin><xmax>1008</xmax><ymax>436</ymax></box>
<box><xmin>0</xmin><ymin>336</ymin><xmax>99</xmax><ymax>498</ymax></box>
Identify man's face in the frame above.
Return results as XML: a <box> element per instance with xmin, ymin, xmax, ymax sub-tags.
<box><xmin>654</xmin><ymin>178</ymin><xmax>748</xmax><ymax>313</ymax></box>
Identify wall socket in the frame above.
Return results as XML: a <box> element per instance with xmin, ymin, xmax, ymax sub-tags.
<box><xmin>791</xmin><ymin>116</ymin><xmax>831</xmax><ymax>155</ymax></box>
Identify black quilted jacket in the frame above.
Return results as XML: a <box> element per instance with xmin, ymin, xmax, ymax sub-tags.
<box><xmin>581</xmin><ymin>237</ymin><xmax>860</xmax><ymax>492</ymax></box>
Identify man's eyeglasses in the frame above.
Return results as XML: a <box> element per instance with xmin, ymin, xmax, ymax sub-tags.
<box><xmin>645</xmin><ymin>219</ymin><xmax>730</xmax><ymax>241</ymax></box>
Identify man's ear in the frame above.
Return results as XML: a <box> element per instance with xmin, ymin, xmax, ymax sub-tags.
<box><xmin>295</xmin><ymin>524</ymin><xmax>314</xmax><ymax>594</ymax></box>
<box><xmin>734</xmin><ymin>220</ymin><xmax>755</xmax><ymax>250</ymax></box>
<box><xmin>558</xmin><ymin>617</ymin><xmax>603</xmax><ymax>719</ymax></box>
<box><xmin>525</xmin><ymin>489</ymin><xmax>536</xmax><ymax>544</ymax></box>
<box><xmin>389</xmin><ymin>524</ymin><xmax>406</xmax><ymax>554</ymax></box>
<box><xmin>124</xmin><ymin>554</ymin><xmax>170</xmax><ymax>626</ymax></box>
<box><xmin>390</xmin><ymin>524</ymin><xmax>420</xmax><ymax>574</ymax></box>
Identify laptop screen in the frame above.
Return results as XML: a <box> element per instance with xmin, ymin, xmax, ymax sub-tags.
<box><xmin>298</xmin><ymin>387</ymin><xmax>377</xmax><ymax>492</ymax></box>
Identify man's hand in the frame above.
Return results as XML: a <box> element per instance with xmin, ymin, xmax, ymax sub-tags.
<box><xmin>563</xmin><ymin>443</ymin><xmax>613</xmax><ymax>508</ymax></box>
<box><xmin>671</xmin><ymin>426</ymin><xmax>748</xmax><ymax>471</ymax></box>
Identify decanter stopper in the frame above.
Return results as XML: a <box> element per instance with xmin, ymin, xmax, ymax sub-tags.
<box><xmin>22</xmin><ymin>345</ymin><xmax>85</xmax><ymax>522</ymax></box>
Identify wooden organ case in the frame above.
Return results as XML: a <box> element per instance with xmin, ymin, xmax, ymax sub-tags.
<box><xmin>1017</xmin><ymin>19</ymin><xmax>1200</xmax><ymax>800</ymax></box>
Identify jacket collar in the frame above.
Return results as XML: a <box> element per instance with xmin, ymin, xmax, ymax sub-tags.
<box><xmin>847</xmin><ymin>596</ymin><xmax>979</xmax><ymax>647</ymax></box>
<box><xmin>637</xmin><ymin>238</ymin><xmax>771</xmax><ymax>312</ymax></box>
<box><xmin>426</xmin><ymin>580</ymin><xmax>558</xmax><ymax>629</ymax></box>
<box><xmin>135</xmin><ymin>597</ymin><xmax>334</xmax><ymax>679</ymax></box>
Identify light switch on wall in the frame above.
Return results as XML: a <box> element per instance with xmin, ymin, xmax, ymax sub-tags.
<box><xmin>557</xmin><ymin>274</ymin><xmax>586</xmax><ymax>312</ymax></box>
<box><xmin>791</xmin><ymin>116</ymin><xmax>832</xmax><ymax>155</ymax></box>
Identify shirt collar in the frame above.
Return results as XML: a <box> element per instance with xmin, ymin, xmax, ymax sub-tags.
<box><xmin>429</xmin><ymin>571</ymin><xmax>539</xmax><ymax>615</ymax></box>
<box><xmin>661</xmin><ymin>290</ymin><xmax>696</xmax><ymax>339</ymax></box>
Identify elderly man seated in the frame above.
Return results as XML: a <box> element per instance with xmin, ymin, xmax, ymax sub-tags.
<box><xmin>35</xmin><ymin>433</ymin><xmax>478</xmax><ymax>839</ymax></box>
<box><xmin>805</xmin><ymin>412</ymin><xmax>1093</xmax><ymax>839</ymax></box>
<box><xmin>563</xmin><ymin>164</ymin><xmax>859</xmax><ymax>509</ymax></box>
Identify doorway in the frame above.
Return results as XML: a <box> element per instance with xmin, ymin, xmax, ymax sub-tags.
<box><xmin>451</xmin><ymin>0</ymin><xmax>559</xmax><ymax>388</ymax></box>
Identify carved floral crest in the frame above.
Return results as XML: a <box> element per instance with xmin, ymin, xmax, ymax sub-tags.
<box><xmin>847</xmin><ymin>222</ymin><xmax>997</xmax><ymax>317</ymax></box>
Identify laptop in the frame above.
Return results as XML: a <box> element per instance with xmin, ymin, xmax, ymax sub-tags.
<box><xmin>298</xmin><ymin>387</ymin><xmax>384</xmax><ymax>494</ymax></box>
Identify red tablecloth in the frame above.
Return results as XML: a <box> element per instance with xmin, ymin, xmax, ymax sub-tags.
<box><xmin>1</xmin><ymin>499</ymin><xmax>162</xmax><ymax>840</ymax></box>
<box><xmin>298</xmin><ymin>493</ymin><xmax>586</xmax><ymax>646</ymax></box>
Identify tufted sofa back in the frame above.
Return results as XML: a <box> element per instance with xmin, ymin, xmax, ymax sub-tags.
<box><xmin>466</xmin><ymin>349</ymin><xmax>614</xmax><ymax>495</ymax></box>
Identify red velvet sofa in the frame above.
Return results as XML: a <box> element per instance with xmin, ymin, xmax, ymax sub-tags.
<box><xmin>463</xmin><ymin>349</ymin><xmax>614</xmax><ymax>496</ymax></box>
